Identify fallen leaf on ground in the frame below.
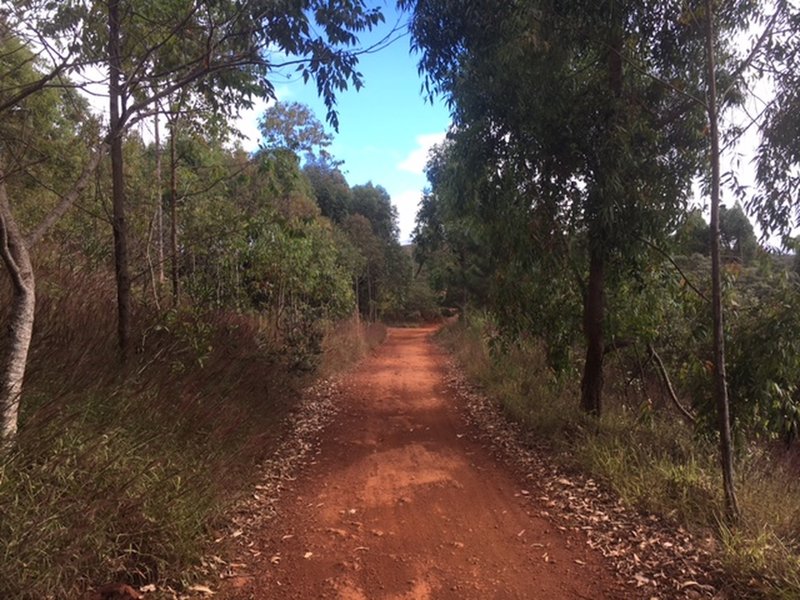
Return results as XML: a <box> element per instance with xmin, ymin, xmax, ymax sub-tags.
<box><xmin>188</xmin><ymin>584</ymin><xmax>215</xmax><ymax>595</ymax></box>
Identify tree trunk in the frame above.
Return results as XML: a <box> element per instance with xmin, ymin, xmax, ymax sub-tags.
<box><xmin>169</xmin><ymin>121</ymin><xmax>180</xmax><ymax>306</ymax></box>
<box><xmin>366</xmin><ymin>273</ymin><xmax>373</xmax><ymax>321</ymax></box>
<box><xmin>354</xmin><ymin>276</ymin><xmax>360</xmax><ymax>324</ymax></box>
<box><xmin>580</xmin><ymin>248</ymin><xmax>605</xmax><ymax>416</ymax></box>
<box><xmin>705</xmin><ymin>0</ymin><xmax>740</xmax><ymax>520</ymax></box>
<box><xmin>579</xmin><ymin>25</ymin><xmax>622</xmax><ymax>418</ymax></box>
<box><xmin>459</xmin><ymin>249</ymin><xmax>468</xmax><ymax>319</ymax></box>
<box><xmin>108</xmin><ymin>0</ymin><xmax>131</xmax><ymax>360</ymax></box>
<box><xmin>0</xmin><ymin>171</ymin><xmax>35</xmax><ymax>447</ymax></box>
<box><xmin>154</xmin><ymin>107</ymin><xmax>164</xmax><ymax>286</ymax></box>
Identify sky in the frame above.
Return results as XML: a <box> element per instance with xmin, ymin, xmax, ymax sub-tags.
<box><xmin>235</xmin><ymin>3</ymin><xmax>451</xmax><ymax>243</ymax></box>
<box><xmin>85</xmin><ymin>2</ymin><xmax>777</xmax><ymax>246</ymax></box>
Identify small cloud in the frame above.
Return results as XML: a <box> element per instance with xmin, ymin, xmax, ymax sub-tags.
<box><xmin>397</xmin><ymin>132</ymin><xmax>446</xmax><ymax>174</ymax></box>
<box><xmin>392</xmin><ymin>188</ymin><xmax>425</xmax><ymax>242</ymax></box>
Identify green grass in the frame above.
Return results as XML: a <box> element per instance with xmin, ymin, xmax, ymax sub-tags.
<box><xmin>439</xmin><ymin>314</ymin><xmax>800</xmax><ymax>599</ymax></box>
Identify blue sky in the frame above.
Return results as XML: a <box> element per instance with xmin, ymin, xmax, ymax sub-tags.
<box><xmin>236</xmin><ymin>2</ymin><xmax>451</xmax><ymax>242</ymax></box>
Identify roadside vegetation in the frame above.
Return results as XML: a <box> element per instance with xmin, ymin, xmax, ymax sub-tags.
<box><xmin>0</xmin><ymin>3</ymin><xmax>433</xmax><ymax>596</ymax></box>
<box><xmin>440</xmin><ymin>310</ymin><xmax>800</xmax><ymax>598</ymax></box>
<box><xmin>403</xmin><ymin>1</ymin><xmax>800</xmax><ymax>597</ymax></box>
<box><xmin>0</xmin><ymin>265</ymin><xmax>387</xmax><ymax>597</ymax></box>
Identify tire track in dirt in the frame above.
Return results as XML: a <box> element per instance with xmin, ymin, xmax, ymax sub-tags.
<box><xmin>223</xmin><ymin>326</ymin><xmax>630</xmax><ymax>599</ymax></box>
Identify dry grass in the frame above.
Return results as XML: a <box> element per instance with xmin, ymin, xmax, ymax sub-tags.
<box><xmin>319</xmin><ymin>318</ymin><xmax>386</xmax><ymax>376</ymax></box>
<box><xmin>439</xmin><ymin>314</ymin><xmax>800</xmax><ymax>599</ymax></box>
<box><xmin>0</xmin><ymin>264</ymin><xmax>381</xmax><ymax>599</ymax></box>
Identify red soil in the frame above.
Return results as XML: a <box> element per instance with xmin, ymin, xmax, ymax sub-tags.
<box><xmin>224</xmin><ymin>326</ymin><xmax>630</xmax><ymax>599</ymax></box>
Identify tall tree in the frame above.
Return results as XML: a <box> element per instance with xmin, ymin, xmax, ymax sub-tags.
<box><xmin>8</xmin><ymin>0</ymin><xmax>384</xmax><ymax>357</ymax></box>
<box><xmin>0</xmin><ymin>0</ymin><xmax>384</xmax><ymax>442</ymax></box>
<box><xmin>403</xmin><ymin>0</ymin><xmax>710</xmax><ymax>415</ymax></box>
<box><xmin>107</xmin><ymin>0</ymin><xmax>131</xmax><ymax>357</ymax></box>
<box><xmin>259</xmin><ymin>101</ymin><xmax>334</xmax><ymax>161</ymax></box>
<box><xmin>0</xmin><ymin>34</ymin><xmax>102</xmax><ymax>446</ymax></box>
<box><xmin>704</xmin><ymin>0</ymin><xmax>739</xmax><ymax>520</ymax></box>
<box><xmin>304</xmin><ymin>159</ymin><xmax>353</xmax><ymax>222</ymax></box>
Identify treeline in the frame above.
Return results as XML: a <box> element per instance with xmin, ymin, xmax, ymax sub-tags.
<box><xmin>404</xmin><ymin>1</ymin><xmax>800</xmax><ymax>595</ymax></box>
<box><xmin>0</xmin><ymin>0</ymin><xmax>435</xmax><ymax>447</ymax></box>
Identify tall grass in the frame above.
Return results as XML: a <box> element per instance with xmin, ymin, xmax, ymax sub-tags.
<box><xmin>439</xmin><ymin>314</ymin><xmax>800</xmax><ymax>599</ymax></box>
<box><xmin>0</xmin><ymin>265</ymin><xmax>380</xmax><ymax>599</ymax></box>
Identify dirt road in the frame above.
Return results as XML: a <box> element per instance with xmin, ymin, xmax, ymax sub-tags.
<box><xmin>225</xmin><ymin>327</ymin><xmax>628</xmax><ymax>599</ymax></box>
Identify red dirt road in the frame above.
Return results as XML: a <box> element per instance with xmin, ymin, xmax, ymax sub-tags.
<box><xmin>226</xmin><ymin>327</ymin><xmax>629</xmax><ymax>599</ymax></box>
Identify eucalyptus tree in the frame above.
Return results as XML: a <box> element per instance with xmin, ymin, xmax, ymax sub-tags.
<box><xmin>304</xmin><ymin>159</ymin><xmax>353</xmax><ymax>222</ymax></box>
<box><xmin>402</xmin><ymin>0</ymin><xmax>710</xmax><ymax>415</ymax></box>
<box><xmin>349</xmin><ymin>183</ymin><xmax>411</xmax><ymax>318</ymax></box>
<box><xmin>259</xmin><ymin>101</ymin><xmax>335</xmax><ymax>161</ymax></box>
<box><xmin>0</xmin><ymin>35</ymin><xmax>101</xmax><ymax>446</ymax></box>
<box><xmin>6</xmin><ymin>0</ymin><xmax>384</xmax><ymax>359</ymax></box>
<box><xmin>406</xmin><ymin>0</ymin><xmax>773</xmax><ymax>519</ymax></box>
<box><xmin>413</xmin><ymin>141</ymin><xmax>496</xmax><ymax>316</ymax></box>
<box><xmin>753</xmin><ymin>3</ymin><xmax>800</xmax><ymax>235</ymax></box>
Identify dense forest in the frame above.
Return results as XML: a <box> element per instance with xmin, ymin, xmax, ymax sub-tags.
<box><xmin>2</xmin><ymin>0</ymin><xmax>800</xmax><ymax>598</ymax></box>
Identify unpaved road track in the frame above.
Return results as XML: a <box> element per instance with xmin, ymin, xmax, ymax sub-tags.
<box><xmin>225</xmin><ymin>327</ymin><xmax>629</xmax><ymax>599</ymax></box>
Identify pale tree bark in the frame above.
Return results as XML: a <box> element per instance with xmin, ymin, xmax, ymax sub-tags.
<box><xmin>0</xmin><ymin>169</ymin><xmax>34</xmax><ymax>447</ymax></box>
<box><xmin>1</xmin><ymin>146</ymin><xmax>103</xmax><ymax>448</ymax></box>
<box><xmin>705</xmin><ymin>0</ymin><xmax>740</xmax><ymax>521</ymax></box>
<box><xmin>0</xmin><ymin>144</ymin><xmax>108</xmax><ymax>447</ymax></box>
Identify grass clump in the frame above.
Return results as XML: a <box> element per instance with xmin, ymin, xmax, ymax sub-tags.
<box><xmin>439</xmin><ymin>313</ymin><xmax>800</xmax><ymax>599</ymax></box>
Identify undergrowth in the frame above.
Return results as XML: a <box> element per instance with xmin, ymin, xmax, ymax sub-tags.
<box><xmin>0</xmin><ymin>267</ymin><xmax>383</xmax><ymax>599</ymax></box>
<box><xmin>439</xmin><ymin>314</ymin><xmax>800</xmax><ymax>599</ymax></box>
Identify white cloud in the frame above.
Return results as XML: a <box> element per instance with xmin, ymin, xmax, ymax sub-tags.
<box><xmin>397</xmin><ymin>132</ymin><xmax>447</xmax><ymax>174</ymax></box>
<box><xmin>392</xmin><ymin>188</ymin><xmax>425</xmax><ymax>243</ymax></box>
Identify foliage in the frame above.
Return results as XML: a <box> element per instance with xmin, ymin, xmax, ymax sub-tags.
<box><xmin>259</xmin><ymin>101</ymin><xmax>334</xmax><ymax>161</ymax></box>
<box><xmin>752</xmin><ymin>4</ymin><xmax>800</xmax><ymax>239</ymax></box>
<box><xmin>304</xmin><ymin>158</ymin><xmax>353</xmax><ymax>222</ymax></box>
<box><xmin>441</xmin><ymin>315</ymin><xmax>800</xmax><ymax>599</ymax></box>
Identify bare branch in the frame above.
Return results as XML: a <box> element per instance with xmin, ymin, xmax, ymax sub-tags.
<box><xmin>639</xmin><ymin>236</ymin><xmax>710</xmax><ymax>303</ymax></box>
<box><xmin>648</xmin><ymin>343</ymin><xmax>697</xmax><ymax>425</ymax></box>
<box><xmin>25</xmin><ymin>144</ymin><xmax>107</xmax><ymax>248</ymax></box>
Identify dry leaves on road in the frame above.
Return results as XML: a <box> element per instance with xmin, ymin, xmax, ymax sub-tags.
<box><xmin>444</xmin><ymin>361</ymin><xmax>727</xmax><ymax>600</ymax></box>
<box><xmin>185</xmin><ymin>378</ymin><xmax>344</xmax><ymax>597</ymax></box>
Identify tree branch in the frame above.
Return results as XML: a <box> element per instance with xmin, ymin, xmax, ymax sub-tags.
<box><xmin>648</xmin><ymin>343</ymin><xmax>696</xmax><ymax>424</ymax></box>
<box><xmin>24</xmin><ymin>144</ymin><xmax>107</xmax><ymax>248</ymax></box>
<box><xmin>639</xmin><ymin>237</ymin><xmax>709</xmax><ymax>303</ymax></box>
<box><xmin>721</xmin><ymin>1</ymin><xmax>787</xmax><ymax>103</ymax></box>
